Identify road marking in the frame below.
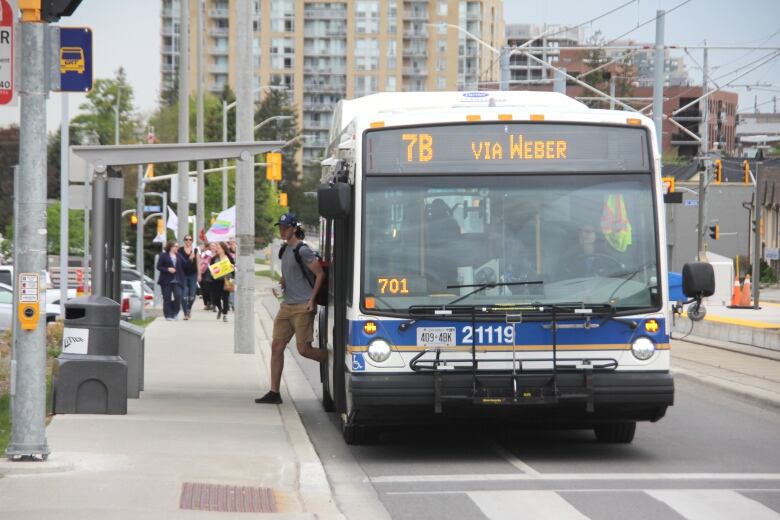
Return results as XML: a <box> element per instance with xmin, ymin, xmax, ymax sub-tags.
<box><xmin>385</xmin><ymin>489</ymin><xmax>780</xmax><ymax>495</ymax></box>
<box><xmin>371</xmin><ymin>473</ymin><xmax>780</xmax><ymax>484</ymax></box>
<box><xmin>488</xmin><ymin>441</ymin><xmax>540</xmax><ymax>476</ymax></box>
<box><xmin>469</xmin><ymin>491</ymin><xmax>588</xmax><ymax>520</ymax></box>
<box><xmin>647</xmin><ymin>489</ymin><xmax>780</xmax><ymax>520</ymax></box>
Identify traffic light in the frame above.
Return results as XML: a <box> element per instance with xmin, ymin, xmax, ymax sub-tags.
<box><xmin>708</xmin><ymin>224</ymin><xmax>719</xmax><ymax>240</ymax></box>
<box><xmin>714</xmin><ymin>159</ymin><xmax>722</xmax><ymax>184</ymax></box>
<box><xmin>129</xmin><ymin>214</ymin><xmax>138</xmax><ymax>227</ymax></box>
<box><xmin>743</xmin><ymin>160</ymin><xmax>750</xmax><ymax>184</ymax></box>
<box><xmin>42</xmin><ymin>0</ymin><xmax>84</xmax><ymax>22</ymax></box>
<box><xmin>279</xmin><ymin>192</ymin><xmax>288</xmax><ymax>207</ymax></box>
<box><xmin>156</xmin><ymin>218</ymin><xmax>164</xmax><ymax>237</ymax></box>
<box><xmin>266</xmin><ymin>152</ymin><xmax>282</xmax><ymax>181</ymax></box>
<box><xmin>661</xmin><ymin>177</ymin><xmax>675</xmax><ymax>194</ymax></box>
<box><xmin>20</xmin><ymin>0</ymin><xmax>84</xmax><ymax>22</ymax></box>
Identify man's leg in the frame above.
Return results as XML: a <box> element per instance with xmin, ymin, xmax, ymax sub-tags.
<box><xmin>270</xmin><ymin>338</ymin><xmax>286</xmax><ymax>392</ymax></box>
<box><xmin>296</xmin><ymin>341</ymin><xmax>327</xmax><ymax>363</ymax></box>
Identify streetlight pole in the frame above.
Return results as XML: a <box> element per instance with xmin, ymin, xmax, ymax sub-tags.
<box><xmin>196</xmin><ymin>0</ymin><xmax>205</xmax><ymax>239</ymax></box>
<box><xmin>136</xmin><ymin>164</ymin><xmax>145</xmax><ymax>320</ymax></box>
<box><xmin>235</xmin><ymin>0</ymin><xmax>254</xmax><ymax>354</ymax></box>
<box><xmin>177</xmin><ymin>0</ymin><xmax>190</xmax><ymax>242</ymax></box>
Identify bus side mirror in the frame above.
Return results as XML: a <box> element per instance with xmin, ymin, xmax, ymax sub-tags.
<box><xmin>317</xmin><ymin>182</ymin><xmax>351</xmax><ymax>218</ymax></box>
<box><xmin>682</xmin><ymin>262</ymin><xmax>714</xmax><ymax>322</ymax></box>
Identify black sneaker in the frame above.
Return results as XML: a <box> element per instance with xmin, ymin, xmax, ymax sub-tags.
<box><xmin>254</xmin><ymin>391</ymin><xmax>282</xmax><ymax>404</ymax></box>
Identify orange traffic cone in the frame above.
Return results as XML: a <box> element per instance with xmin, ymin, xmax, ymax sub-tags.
<box><xmin>730</xmin><ymin>275</ymin><xmax>741</xmax><ymax>307</ymax></box>
<box><xmin>740</xmin><ymin>274</ymin><xmax>752</xmax><ymax>307</ymax></box>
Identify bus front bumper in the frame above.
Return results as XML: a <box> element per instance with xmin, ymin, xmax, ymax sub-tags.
<box><xmin>347</xmin><ymin>370</ymin><xmax>674</xmax><ymax>424</ymax></box>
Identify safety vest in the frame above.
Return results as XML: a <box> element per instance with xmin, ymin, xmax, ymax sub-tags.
<box><xmin>601</xmin><ymin>194</ymin><xmax>632</xmax><ymax>252</ymax></box>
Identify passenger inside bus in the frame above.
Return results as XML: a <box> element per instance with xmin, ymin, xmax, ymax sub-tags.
<box><xmin>424</xmin><ymin>199</ymin><xmax>461</xmax><ymax>292</ymax></box>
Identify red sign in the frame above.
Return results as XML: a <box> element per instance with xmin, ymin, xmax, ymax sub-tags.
<box><xmin>0</xmin><ymin>0</ymin><xmax>14</xmax><ymax>106</ymax></box>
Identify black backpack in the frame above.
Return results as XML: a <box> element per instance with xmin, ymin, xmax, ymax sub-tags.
<box><xmin>279</xmin><ymin>242</ymin><xmax>328</xmax><ymax>306</ymax></box>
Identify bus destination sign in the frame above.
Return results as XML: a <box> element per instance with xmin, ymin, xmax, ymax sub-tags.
<box><xmin>365</xmin><ymin>123</ymin><xmax>649</xmax><ymax>174</ymax></box>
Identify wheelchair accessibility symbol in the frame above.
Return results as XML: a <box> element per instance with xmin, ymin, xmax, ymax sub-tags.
<box><xmin>352</xmin><ymin>354</ymin><xmax>365</xmax><ymax>371</ymax></box>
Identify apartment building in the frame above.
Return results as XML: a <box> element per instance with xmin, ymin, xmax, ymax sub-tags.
<box><xmin>505</xmin><ymin>24</ymin><xmax>582</xmax><ymax>85</ymax></box>
<box><xmin>160</xmin><ymin>0</ymin><xmax>504</xmax><ymax>172</ymax></box>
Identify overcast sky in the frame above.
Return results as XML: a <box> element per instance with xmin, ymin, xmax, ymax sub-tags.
<box><xmin>0</xmin><ymin>0</ymin><xmax>778</xmax><ymax>132</ymax></box>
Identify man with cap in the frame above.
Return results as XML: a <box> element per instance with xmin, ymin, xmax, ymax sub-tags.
<box><xmin>256</xmin><ymin>213</ymin><xmax>327</xmax><ymax>404</ymax></box>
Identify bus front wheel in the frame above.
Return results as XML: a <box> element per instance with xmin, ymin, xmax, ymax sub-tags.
<box><xmin>341</xmin><ymin>413</ymin><xmax>378</xmax><ymax>445</ymax></box>
<box><xmin>594</xmin><ymin>421</ymin><xmax>636</xmax><ymax>443</ymax></box>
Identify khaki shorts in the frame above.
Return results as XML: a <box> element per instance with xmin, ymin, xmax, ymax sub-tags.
<box><xmin>272</xmin><ymin>303</ymin><xmax>316</xmax><ymax>344</ymax></box>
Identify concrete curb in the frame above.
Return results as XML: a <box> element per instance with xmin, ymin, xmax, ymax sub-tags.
<box><xmin>673</xmin><ymin>364</ymin><xmax>780</xmax><ymax>410</ymax></box>
<box><xmin>254</xmin><ymin>295</ymin><xmax>345</xmax><ymax>519</ymax></box>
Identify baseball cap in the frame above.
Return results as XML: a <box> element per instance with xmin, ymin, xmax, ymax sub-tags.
<box><xmin>275</xmin><ymin>212</ymin><xmax>299</xmax><ymax>227</ymax></box>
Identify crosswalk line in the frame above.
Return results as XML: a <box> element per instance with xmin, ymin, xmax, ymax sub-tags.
<box><xmin>468</xmin><ymin>490</ymin><xmax>589</xmax><ymax>520</ymax></box>
<box><xmin>647</xmin><ymin>490</ymin><xmax>780</xmax><ymax>520</ymax></box>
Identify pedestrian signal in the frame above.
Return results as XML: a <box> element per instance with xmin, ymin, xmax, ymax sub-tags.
<box><xmin>661</xmin><ymin>177</ymin><xmax>675</xmax><ymax>194</ymax></box>
<box><xmin>714</xmin><ymin>159</ymin><xmax>722</xmax><ymax>184</ymax></box>
<box><xmin>708</xmin><ymin>224</ymin><xmax>719</xmax><ymax>240</ymax></box>
<box><xmin>742</xmin><ymin>160</ymin><xmax>750</xmax><ymax>184</ymax></box>
<box><xmin>279</xmin><ymin>192</ymin><xmax>288</xmax><ymax>207</ymax></box>
<box><xmin>266</xmin><ymin>152</ymin><xmax>282</xmax><ymax>181</ymax></box>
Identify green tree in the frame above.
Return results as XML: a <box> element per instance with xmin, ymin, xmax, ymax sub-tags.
<box><xmin>71</xmin><ymin>67</ymin><xmax>140</xmax><ymax>145</ymax></box>
<box><xmin>254</xmin><ymin>87</ymin><xmax>298</xmax><ymax>246</ymax></box>
<box><xmin>0</xmin><ymin>126</ymin><xmax>19</xmax><ymax>234</ymax></box>
<box><xmin>578</xmin><ymin>31</ymin><xmax>634</xmax><ymax>110</ymax></box>
<box><xmin>45</xmin><ymin>201</ymin><xmax>86</xmax><ymax>255</ymax></box>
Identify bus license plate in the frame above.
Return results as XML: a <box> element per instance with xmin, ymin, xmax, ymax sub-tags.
<box><xmin>417</xmin><ymin>327</ymin><xmax>456</xmax><ymax>347</ymax></box>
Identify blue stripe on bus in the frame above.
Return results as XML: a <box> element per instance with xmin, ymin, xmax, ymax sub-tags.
<box><xmin>349</xmin><ymin>317</ymin><xmax>669</xmax><ymax>347</ymax></box>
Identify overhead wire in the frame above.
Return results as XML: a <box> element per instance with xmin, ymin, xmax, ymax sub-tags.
<box><xmin>605</xmin><ymin>0</ymin><xmax>693</xmax><ymax>46</ymax></box>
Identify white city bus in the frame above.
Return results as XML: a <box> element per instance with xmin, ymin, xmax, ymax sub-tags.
<box><xmin>315</xmin><ymin>91</ymin><xmax>711</xmax><ymax>445</ymax></box>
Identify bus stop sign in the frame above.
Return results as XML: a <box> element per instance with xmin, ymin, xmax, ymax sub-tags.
<box><xmin>59</xmin><ymin>26</ymin><xmax>92</xmax><ymax>92</ymax></box>
<box><xmin>0</xmin><ymin>0</ymin><xmax>15</xmax><ymax>106</ymax></box>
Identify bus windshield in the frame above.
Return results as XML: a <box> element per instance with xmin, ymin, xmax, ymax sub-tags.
<box><xmin>362</xmin><ymin>173</ymin><xmax>660</xmax><ymax>313</ymax></box>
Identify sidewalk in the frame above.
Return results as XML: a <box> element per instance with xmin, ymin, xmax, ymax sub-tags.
<box><xmin>0</xmin><ymin>278</ymin><xmax>342</xmax><ymax>519</ymax></box>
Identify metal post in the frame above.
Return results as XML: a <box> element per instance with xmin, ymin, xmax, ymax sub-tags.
<box><xmin>553</xmin><ymin>68</ymin><xmax>566</xmax><ymax>94</ymax></box>
<box><xmin>136</xmin><ymin>164</ymin><xmax>145</xmax><ymax>319</ymax></box>
<box><xmin>697</xmin><ymin>45</ymin><xmax>709</xmax><ymax>258</ymax></box>
<box><xmin>196</xmin><ymin>0</ymin><xmax>205</xmax><ymax>238</ymax></box>
<box><xmin>83</xmin><ymin>170</ymin><xmax>90</xmax><ymax>292</ymax></box>
<box><xmin>235</xmin><ymin>0</ymin><xmax>255</xmax><ymax>354</ymax></box>
<box><xmin>91</xmin><ymin>172</ymin><xmax>107</xmax><ymax>297</ymax></box>
<box><xmin>177</xmin><ymin>0</ymin><xmax>190</xmax><ymax>241</ymax></box>
<box><xmin>162</xmin><ymin>190</ymin><xmax>168</xmax><ymax>251</ymax></box>
<box><xmin>653</xmin><ymin>10</ymin><xmax>665</xmax><ymax>157</ymax></box>
<box><xmin>499</xmin><ymin>46</ymin><xmax>509</xmax><ymax>91</ymax></box>
<box><xmin>114</xmin><ymin>86</ymin><xmax>120</xmax><ymax>145</ymax></box>
<box><xmin>7</xmin><ymin>21</ymin><xmax>50</xmax><ymax>460</ymax></box>
<box><xmin>753</xmin><ymin>162</ymin><xmax>762</xmax><ymax>308</ymax></box>
<box><xmin>60</xmin><ymin>94</ymin><xmax>69</xmax><ymax>315</ymax></box>
<box><xmin>609</xmin><ymin>76</ymin><xmax>616</xmax><ymax>110</ymax></box>
<box><xmin>222</xmin><ymin>100</ymin><xmax>229</xmax><ymax>210</ymax></box>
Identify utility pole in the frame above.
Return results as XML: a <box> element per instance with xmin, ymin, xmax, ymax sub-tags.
<box><xmin>177</xmin><ymin>0</ymin><xmax>190</xmax><ymax>241</ymax></box>
<box><xmin>652</xmin><ymin>9</ymin><xmax>665</xmax><ymax>157</ymax></box>
<box><xmin>235</xmin><ymin>0</ymin><xmax>255</xmax><ymax>354</ymax></box>
<box><xmin>114</xmin><ymin>86</ymin><xmax>120</xmax><ymax>145</ymax></box>
<box><xmin>196</xmin><ymin>0</ymin><xmax>205</xmax><ymax>239</ymax></box>
<box><xmin>136</xmin><ymin>164</ymin><xmax>145</xmax><ymax>320</ymax></box>
<box><xmin>7</xmin><ymin>19</ymin><xmax>50</xmax><ymax>460</ymax></box>
<box><xmin>499</xmin><ymin>46</ymin><xmax>509</xmax><ymax>91</ymax></box>
<box><xmin>696</xmin><ymin>44</ymin><xmax>709</xmax><ymax>258</ymax></box>
<box><xmin>60</xmin><ymin>94</ymin><xmax>69</xmax><ymax>316</ymax></box>
<box><xmin>752</xmin><ymin>161</ymin><xmax>762</xmax><ymax>309</ymax></box>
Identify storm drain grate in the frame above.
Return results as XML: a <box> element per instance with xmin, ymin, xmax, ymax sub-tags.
<box><xmin>180</xmin><ymin>482</ymin><xmax>278</xmax><ymax>513</ymax></box>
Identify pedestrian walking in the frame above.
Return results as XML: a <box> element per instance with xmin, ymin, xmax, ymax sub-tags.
<box><xmin>200</xmin><ymin>241</ymin><xmax>215</xmax><ymax>310</ymax></box>
<box><xmin>256</xmin><ymin>213</ymin><xmax>327</xmax><ymax>404</ymax></box>
<box><xmin>209</xmin><ymin>242</ymin><xmax>234</xmax><ymax>322</ymax></box>
<box><xmin>157</xmin><ymin>240</ymin><xmax>185</xmax><ymax>320</ymax></box>
<box><xmin>178</xmin><ymin>234</ymin><xmax>200</xmax><ymax>320</ymax></box>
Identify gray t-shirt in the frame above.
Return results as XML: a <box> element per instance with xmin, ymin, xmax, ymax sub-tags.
<box><xmin>281</xmin><ymin>242</ymin><xmax>317</xmax><ymax>305</ymax></box>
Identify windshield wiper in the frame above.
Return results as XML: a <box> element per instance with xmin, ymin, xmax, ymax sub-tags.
<box><xmin>529</xmin><ymin>302</ymin><xmax>638</xmax><ymax>330</ymax></box>
<box><xmin>445</xmin><ymin>280</ymin><xmax>544</xmax><ymax>306</ymax></box>
<box><xmin>397</xmin><ymin>280</ymin><xmax>543</xmax><ymax>332</ymax></box>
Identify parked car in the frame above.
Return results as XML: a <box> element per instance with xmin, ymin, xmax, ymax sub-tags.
<box><xmin>0</xmin><ymin>282</ymin><xmax>61</xmax><ymax>331</ymax></box>
<box><xmin>0</xmin><ymin>266</ymin><xmax>54</xmax><ymax>290</ymax></box>
<box><xmin>120</xmin><ymin>281</ymin><xmax>148</xmax><ymax>320</ymax></box>
<box><xmin>122</xmin><ymin>269</ymin><xmax>154</xmax><ymax>294</ymax></box>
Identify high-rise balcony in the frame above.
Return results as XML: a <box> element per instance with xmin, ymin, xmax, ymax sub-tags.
<box><xmin>210</xmin><ymin>8</ymin><xmax>229</xmax><ymax>18</ymax></box>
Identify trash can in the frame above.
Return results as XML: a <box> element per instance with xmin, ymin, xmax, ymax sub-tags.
<box><xmin>119</xmin><ymin>321</ymin><xmax>145</xmax><ymax>399</ymax></box>
<box><xmin>53</xmin><ymin>296</ymin><xmax>128</xmax><ymax>415</ymax></box>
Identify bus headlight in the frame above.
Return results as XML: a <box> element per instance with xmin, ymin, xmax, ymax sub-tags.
<box><xmin>367</xmin><ymin>339</ymin><xmax>392</xmax><ymax>363</ymax></box>
<box><xmin>631</xmin><ymin>337</ymin><xmax>656</xmax><ymax>361</ymax></box>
